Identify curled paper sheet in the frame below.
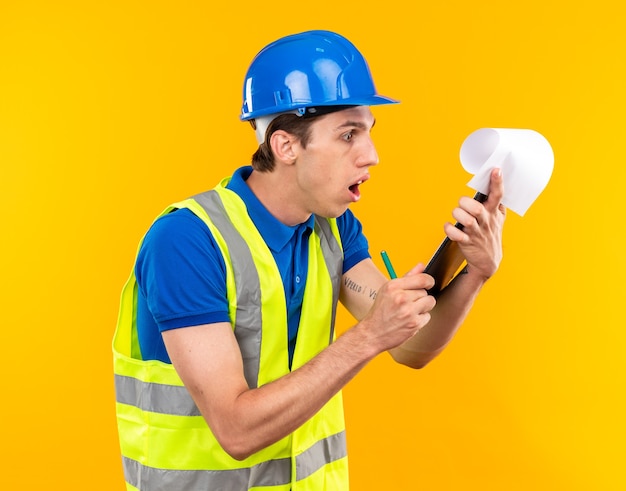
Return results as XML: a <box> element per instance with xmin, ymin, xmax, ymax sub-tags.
<box><xmin>460</xmin><ymin>128</ymin><xmax>554</xmax><ymax>216</ymax></box>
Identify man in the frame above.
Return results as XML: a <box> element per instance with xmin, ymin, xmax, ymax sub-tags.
<box><xmin>113</xmin><ymin>30</ymin><xmax>505</xmax><ymax>490</ymax></box>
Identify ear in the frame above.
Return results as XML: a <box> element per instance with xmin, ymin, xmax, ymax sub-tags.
<box><xmin>269</xmin><ymin>130</ymin><xmax>297</xmax><ymax>165</ymax></box>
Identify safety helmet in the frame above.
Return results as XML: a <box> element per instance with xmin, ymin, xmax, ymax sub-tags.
<box><xmin>240</xmin><ymin>30</ymin><xmax>399</xmax><ymax>122</ymax></box>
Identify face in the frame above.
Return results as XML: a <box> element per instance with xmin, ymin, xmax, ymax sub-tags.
<box><xmin>290</xmin><ymin>106</ymin><xmax>379</xmax><ymax>219</ymax></box>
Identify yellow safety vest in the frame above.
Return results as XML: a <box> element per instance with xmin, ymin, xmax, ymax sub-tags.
<box><xmin>113</xmin><ymin>180</ymin><xmax>349</xmax><ymax>490</ymax></box>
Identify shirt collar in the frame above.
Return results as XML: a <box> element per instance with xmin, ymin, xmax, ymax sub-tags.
<box><xmin>226</xmin><ymin>166</ymin><xmax>315</xmax><ymax>253</ymax></box>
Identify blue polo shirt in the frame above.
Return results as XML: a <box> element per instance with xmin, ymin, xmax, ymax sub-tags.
<box><xmin>135</xmin><ymin>166</ymin><xmax>370</xmax><ymax>365</ymax></box>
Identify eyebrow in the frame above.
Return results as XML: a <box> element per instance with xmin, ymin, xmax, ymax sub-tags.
<box><xmin>334</xmin><ymin>118</ymin><xmax>377</xmax><ymax>132</ymax></box>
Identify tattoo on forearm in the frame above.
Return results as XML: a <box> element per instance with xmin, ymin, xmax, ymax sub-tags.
<box><xmin>344</xmin><ymin>276</ymin><xmax>362</xmax><ymax>293</ymax></box>
<box><xmin>343</xmin><ymin>276</ymin><xmax>377</xmax><ymax>300</ymax></box>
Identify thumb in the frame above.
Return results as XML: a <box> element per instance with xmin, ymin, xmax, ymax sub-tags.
<box><xmin>405</xmin><ymin>263</ymin><xmax>425</xmax><ymax>277</ymax></box>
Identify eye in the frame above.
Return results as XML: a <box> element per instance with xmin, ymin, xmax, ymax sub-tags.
<box><xmin>342</xmin><ymin>131</ymin><xmax>354</xmax><ymax>142</ymax></box>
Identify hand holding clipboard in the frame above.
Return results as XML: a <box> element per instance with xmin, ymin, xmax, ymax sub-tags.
<box><xmin>423</xmin><ymin>128</ymin><xmax>554</xmax><ymax>294</ymax></box>
<box><xmin>424</xmin><ymin>191</ymin><xmax>489</xmax><ymax>295</ymax></box>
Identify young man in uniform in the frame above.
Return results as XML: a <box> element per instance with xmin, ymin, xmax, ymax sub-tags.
<box><xmin>113</xmin><ymin>30</ymin><xmax>505</xmax><ymax>490</ymax></box>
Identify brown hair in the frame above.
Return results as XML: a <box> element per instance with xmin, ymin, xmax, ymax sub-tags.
<box><xmin>250</xmin><ymin>114</ymin><xmax>316</xmax><ymax>172</ymax></box>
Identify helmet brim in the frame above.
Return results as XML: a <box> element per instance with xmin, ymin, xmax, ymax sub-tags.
<box><xmin>241</xmin><ymin>95</ymin><xmax>400</xmax><ymax>121</ymax></box>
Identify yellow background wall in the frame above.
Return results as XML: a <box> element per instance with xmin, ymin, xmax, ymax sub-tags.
<box><xmin>2</xmin><ymin>1</ymin><xmax>624</xmax><ymax>489</ymax></box>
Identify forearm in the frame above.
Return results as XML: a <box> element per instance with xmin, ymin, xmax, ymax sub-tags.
<box><xmin>208</xmin><ymin>324</ymin><xmax>379</xmax><ymax>460</ymax></box>
<box><xmin>390</xmin><ymin>267</ymin><xmax>487</xmax><ymax>368</ymax></box>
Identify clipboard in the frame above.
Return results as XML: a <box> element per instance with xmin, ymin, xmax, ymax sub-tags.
<box><xmin>424</xmin><ymin>192</ymin><xmax>488</xmax><ymax>295</ymax></box>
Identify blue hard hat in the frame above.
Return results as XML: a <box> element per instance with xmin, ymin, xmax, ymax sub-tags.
<box><xmin>240</xmin><ymin>30</ymin><xmax>399</xmax><ymax>121</ymax></box>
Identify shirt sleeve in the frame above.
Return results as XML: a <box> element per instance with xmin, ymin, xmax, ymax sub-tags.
<box><xmin>135</xmin><ymin>208</ymin><xmax>231</xmax><ymax>332</ymax></box>
<box><xmin>336</xmin><ymin>208</ymin><xmax>371</xmax><ymax>273</ymax></box>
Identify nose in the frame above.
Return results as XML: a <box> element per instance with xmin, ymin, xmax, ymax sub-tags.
<box><xmin>358</xmin><ymin>135</ymin><xmax>379</xmax><ymax>167</ymax></box>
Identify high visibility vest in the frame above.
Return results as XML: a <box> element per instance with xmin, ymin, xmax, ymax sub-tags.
<box><xmin>113</xmin><ymin>180</ymin><xmax>348</xmax><ymax>490</ymax></box>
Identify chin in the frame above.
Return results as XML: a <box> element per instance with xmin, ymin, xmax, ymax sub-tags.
<box><xmin>324</xmin><ymin>204</ymin><xmax>351</xmax><ymax>219</ymax></box>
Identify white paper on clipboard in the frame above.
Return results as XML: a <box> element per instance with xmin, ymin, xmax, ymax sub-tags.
<box><xmin>461</xmin><ymin>128</ymin><xmax>554</xmax><ymax>216</ymax></box>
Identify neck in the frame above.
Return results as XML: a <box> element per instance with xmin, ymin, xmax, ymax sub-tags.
<box><xmin>245</xmin><ymin>168</ymin><xmax>310</xmax><ymax>226</ymax></box>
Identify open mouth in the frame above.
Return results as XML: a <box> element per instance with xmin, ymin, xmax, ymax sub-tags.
<box><xmin>348</xmin><ymin>179</ymin><xmax>365</xmax><ymax>201</ymax></box>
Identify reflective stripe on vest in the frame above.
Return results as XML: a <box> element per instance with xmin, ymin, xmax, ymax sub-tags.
<box><xmin>120</xmin><ymin>432</ymin><xmax>347</xmax><ymax>491</ymax></box>
<box><xmin>116</xmin><ymin>372</ymin><xmax>347</xmax><ymax>489</ymax></box>
<box><xmin>113</xmin><ymin>182</ymin><xmax>348</xmax><ymax>490</ymax></box>
<box><xmin>193</xmin><ymin>189</ymin><xmax>342</xmax><ymax>388</ymax></box>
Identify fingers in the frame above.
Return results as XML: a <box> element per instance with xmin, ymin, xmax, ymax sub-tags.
<box><xmin>439</xmin><ymin>168</ymin><xmax>505</xmax><ymax>280</ymax></box>
<box><xmin>404</xmin><ymin>262</ymin><xmax>425</xmax><ymax>276</ymax></box>
<box><xmin>383</xmin><ymin>266</ymin><xmax>435</xmax><ymax>307</ymax></box>
<box><xmin>484</xmin><ymin>167</ymin><xmax>504</xmax><ymax>213</ymax></box>
<box><xmin>366</xmin><ymin>266</ymin><xmax>436</xmax><ymax>349</ymax></box>
<box><xmin>394</xmin><ymin>268</ymin><xmax>434</xmax><ymax>292</ymax></box>
<box><xmin>447</xmin><ymin>168</ymin><xmax>505</xmax><ymax>237</ymax></box>
<box><xmin>413</xmin><ymin>296</ymin><xmax>436</xmax><ymax>329</ymax></box>
<box><xmin>444</xmin><ymin>220</ymin><xmax>470</xmax><ymax>243</ymax></box>
<box><xmin>386</xmin><ymin>272</ymin><xmax>436</xmax><ymax>318</ymax></box>
<box><xmin>386</xmin><ymin>288</ymin><xmax>435</xmax><ymax>325</ymax></box>
<box><xmin>452</xmin><ymin>204</ymin><xmax>480</xmax><ymax>231</ymax></box>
